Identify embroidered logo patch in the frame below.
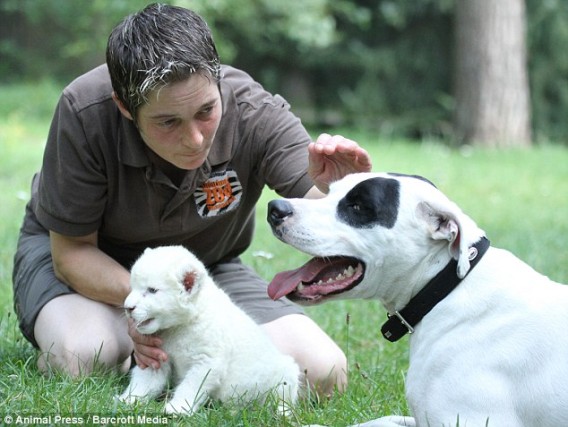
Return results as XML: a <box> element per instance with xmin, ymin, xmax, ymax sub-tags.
<box><xmin>194</xmin><ymin>169</ymin><xmax>242</xmax><ymax>218</ymax></box>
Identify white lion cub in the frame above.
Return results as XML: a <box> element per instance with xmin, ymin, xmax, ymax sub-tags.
<box><xmin>119</xmin><ymin>245</ymin><xmax>300</xmax><ymax>415</ymax></box>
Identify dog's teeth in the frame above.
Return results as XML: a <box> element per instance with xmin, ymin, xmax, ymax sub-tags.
<box><xmin>298</xmin><ymin>283</ymin><xmax>305</xmax><ymax>291</ymax></box>
<box><xmin>336</xmin><ymin>266</ymin><xmax>356</xmax><ymax>281</ymax></box>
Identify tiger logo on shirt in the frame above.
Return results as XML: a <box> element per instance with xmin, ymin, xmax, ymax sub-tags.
<box><xmin>194</xmin><ymin>169</ymin><xmax>242</xmax><ymax>218</ymax></box>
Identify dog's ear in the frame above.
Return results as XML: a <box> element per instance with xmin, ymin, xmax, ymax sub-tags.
<box><xmin>183</xmin><ymin>272</ymin><xmax>197</xmax><ymax>292</ymax></box>
<box><xmin>416</xmin><ymin>201</ymin><xmax>472</xmax><ymax>278</ymax></box>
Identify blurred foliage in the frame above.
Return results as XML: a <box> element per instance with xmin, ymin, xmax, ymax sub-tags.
<box><xmin>526</xmin><ymin>0</ymin><xmax>568</xmax><ymax>143</ymax></box>
<box><xmin>0</xmin><ymin>0</ymin><xmax>567</xmax><ymax>142</ymax></box>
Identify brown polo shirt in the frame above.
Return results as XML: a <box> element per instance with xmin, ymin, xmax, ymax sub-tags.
<box><xmin>24</xmin><ymin>64</ymin><xmax>313</xmax><ymax>268</ymax></box>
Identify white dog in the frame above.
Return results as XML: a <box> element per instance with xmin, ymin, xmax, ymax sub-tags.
<box><xmin>119</xmin><ymin>246</ymin><xmax>300</xmax><ymax>416</ymax></box>
<box><xmin>266</xmin><ymin>172</ymin><xmax>568</xmax><ymax>427</ymax></box>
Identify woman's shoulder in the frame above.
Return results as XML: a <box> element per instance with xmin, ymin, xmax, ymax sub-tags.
<box><xmin>220</xmin><ymin>65</ymin><xmax>288</xmax><ymax>109</ymax></box>
<box><xmin>62</xmin><ymin>64</ymin><xmax>114</xmax><ymax>113</ymax></box>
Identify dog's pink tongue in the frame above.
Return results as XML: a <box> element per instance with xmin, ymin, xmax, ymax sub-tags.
<box><xmin>268</xmin><ymin>258</ymin><xmax>327</xmax><ymax>300</ymax></box>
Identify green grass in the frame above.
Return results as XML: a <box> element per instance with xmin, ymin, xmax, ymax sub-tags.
<box><xmin>1</xmin><ymin>81</ymin><xmax>567</xmax><ymax>425</ymax></box>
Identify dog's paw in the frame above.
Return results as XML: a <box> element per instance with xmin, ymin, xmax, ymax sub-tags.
<box><xmin>302</xmin><ymin>416</ymin><xmax>416</xmax><ymax>427</ymax></box>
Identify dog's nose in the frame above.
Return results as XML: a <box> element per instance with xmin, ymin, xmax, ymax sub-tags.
<box><xmin>268</xmin><ymin>200</ymin><xmax>294</xmax><ymax>226</ymax></box>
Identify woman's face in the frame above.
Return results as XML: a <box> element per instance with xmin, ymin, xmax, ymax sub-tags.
<box><xmin>117</xmin><ymin>73</ymin><xmax>222</xmax><ymax>170</ymax></box>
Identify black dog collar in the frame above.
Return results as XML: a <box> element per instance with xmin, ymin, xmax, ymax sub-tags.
<box><xmin>381</xmin><ymin>237</ymin><xmax>491</xmax><ymax>342</ymax></box>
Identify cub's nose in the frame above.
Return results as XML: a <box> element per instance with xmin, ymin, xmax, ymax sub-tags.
<box><xmin>267</xmin><ymin>200</ymin><xmax>294</xmax><ymax>227</ymax></box>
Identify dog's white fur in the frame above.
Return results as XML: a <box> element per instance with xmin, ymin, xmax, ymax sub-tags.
<box><xmin>271</xmin><ymin>172</ymin><xmax>568</xmax><ymax>427</ymax></box>
<box><xmin>118</xmin><ymin>246</ymin><xmax>300</xmax><ymax>415</ymax></box>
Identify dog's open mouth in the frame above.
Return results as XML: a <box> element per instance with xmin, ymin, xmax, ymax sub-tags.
<box><xmin>268</xmin><ymin>256</ymin><xmax>365</xmax><ymax>304</ymax></box>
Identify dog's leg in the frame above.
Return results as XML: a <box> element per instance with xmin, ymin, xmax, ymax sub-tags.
<box><xmin>165</xmin><ymin>364</ymin><xmax>219</xmax><ymax>415</ymax></box>
<box><xmin>117</xmin><ymin>363</ymin><xmax>171</xmax><ymax>404</ymax></box>
<box><xmin>353</xmin><ymin>417</ymin><xmax>416</xmax><ymax>427</ymax></box>
<box><xmin>304</xmin><ymin>415</ymin><xmax>416</xmax><ymax>427</ymax></box>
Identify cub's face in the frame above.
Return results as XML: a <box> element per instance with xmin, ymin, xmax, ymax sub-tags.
<box><xmin>124</xmin><ymin>246</ymin><xmax>205</xmax><ymax>334</ymax></box>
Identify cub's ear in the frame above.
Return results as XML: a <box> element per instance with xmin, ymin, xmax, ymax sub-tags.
<box><xmin>183</xmin><ymin>272</ymin><xmax>197</xmax><ymax>292</ymax></box>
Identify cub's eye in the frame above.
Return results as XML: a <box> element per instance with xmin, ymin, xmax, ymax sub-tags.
<box><xmin>147</xmin><ymin>287</ymin><xmax>158</xmax><ymax>294</ymax></box>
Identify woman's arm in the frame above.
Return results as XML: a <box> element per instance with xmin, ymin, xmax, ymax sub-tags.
<box><xmin>50</xmin><ymin>230</ymin><xmax>130</xmax><ymax>306</ymax></box>
<box><xmin>50</xmin><ymin>230</ymin><xmax>167</xmax><ymax>368</ymax></box>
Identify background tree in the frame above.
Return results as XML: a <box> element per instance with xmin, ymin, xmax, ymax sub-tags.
<box><xmin>454</xmin><ymin>0</ymin><xmax>532</xmax><ymax>147</ymax></box>
<box><xmin>1</xmin><ymin>0</ymin><xmax>566</xmax><ymax>145</ymax></box>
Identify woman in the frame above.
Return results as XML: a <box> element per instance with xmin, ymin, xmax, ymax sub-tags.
<box><xmin>12</xmin><ymin>3</ymin><xmax>371</xmax><ymax>397</ymax></box>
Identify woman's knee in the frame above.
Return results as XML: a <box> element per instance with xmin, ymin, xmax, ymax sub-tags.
<box><xmin>38</xmin><ymin>333</ymin><xmax>132</xmax><ymax>377</ymax></box>
<box><xmin>262</xmin><ymin>314</ymin><xmax>348</xmax><ymax>397</ymax></box>
<box><xmin>34</xmin><ymin>294</ymin><xmax>132</xmax><ymax>376</ymax></box>
<box><xmin>300</xmin><ymin>340</ymin><xmax>348</xmax><ymax>396</ymax></box>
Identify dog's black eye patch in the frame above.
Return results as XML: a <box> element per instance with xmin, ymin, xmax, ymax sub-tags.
<box><xmin>387</xmin><ymin>172</ymin><xmax>437</xmax><ymax>188</ymax></box>
<box><xmin>337</xmin><ymin>177</ymin><xmax>400</xmax><ymax>229</ymax></box>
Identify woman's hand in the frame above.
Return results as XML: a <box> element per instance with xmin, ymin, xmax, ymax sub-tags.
<box><xmin>128</xmin><ymin>318</ymin><xmax>168</xmax><ymax>369</ymax></box>
<box><xmin>307</xmin><ymin>133</ymin><xmax>372</xmax><ymax>194</ymax></box>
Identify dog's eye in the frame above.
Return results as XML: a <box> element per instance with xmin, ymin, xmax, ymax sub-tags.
<box><xmin>147</xmin><ymin>287</ymin><xmax>158</xmax><ymax>294</ymax></box>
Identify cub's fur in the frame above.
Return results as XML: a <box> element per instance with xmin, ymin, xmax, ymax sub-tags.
<box><xmin>119</xmin><ymin>246</ymin><xmax>300</xmax><ymax>415</ymax></box>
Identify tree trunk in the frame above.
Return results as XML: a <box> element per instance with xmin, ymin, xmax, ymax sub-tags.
<box><xmin>454</xmin><ymin>0</ymin><xmax>531</xmax><ymax>147</ymax></box>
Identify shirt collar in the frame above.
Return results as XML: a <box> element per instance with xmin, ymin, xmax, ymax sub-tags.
<box><xmin>117</xmin><ymin>116</ymin><xmax>148</xmax><ymax>168</ymax></box>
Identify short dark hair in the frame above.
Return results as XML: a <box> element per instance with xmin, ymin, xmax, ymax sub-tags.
<box><xmin>106</xmin><ymin>3</ymin><xmax>221</xmax><ymax>117</ymax></box>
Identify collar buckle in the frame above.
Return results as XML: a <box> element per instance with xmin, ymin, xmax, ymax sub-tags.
<box><xmin>388</xmin><ymin>311</ymin><xmax>415</xmax><ymax>334</ymax></box>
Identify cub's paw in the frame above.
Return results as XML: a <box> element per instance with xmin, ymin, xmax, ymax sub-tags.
<box><xmin>165</xmin><ymin>399</ymin><xmax>194</xmax><ymax>415</ymax></box>
<box><xmin>115</xmin><ymin>391</ymin><xmax>138</xmax><ymax>405</ymax></box>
